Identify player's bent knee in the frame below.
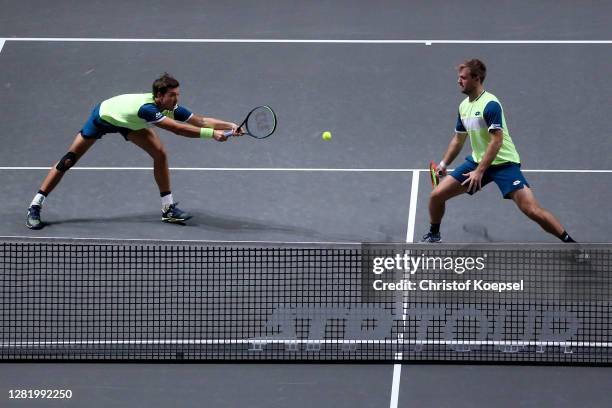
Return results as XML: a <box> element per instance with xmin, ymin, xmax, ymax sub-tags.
<box><xmin>430</xmin><ymin>188</ymin><xmax>447</xmax><ymax>204</ymax></box>
<box><xmin>55</xmin><ymin>152</ymin><xmax>78</xmax><ymax>172</ymax></box>
<box><xmin>430</xmin><ymin>184</ymin><xmax>456</xmax><ymax>202</ymax></box>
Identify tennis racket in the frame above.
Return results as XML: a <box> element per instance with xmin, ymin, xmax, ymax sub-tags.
<box><xmin>429</xmin><ymin>161</ymin><xmax>440</xmax><ymax>189</ymax></box>
<box><xmin>429</xmin><ymin>160</ymin><xmax>448</xmax><ymax>189</ymax></box>
<box><xmin>224</xmin><ymin>105</ymin><xmax>277</xmax><ymax>139</ymax></box>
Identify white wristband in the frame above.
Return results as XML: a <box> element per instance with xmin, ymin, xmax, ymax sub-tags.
<box><xmin>439</xmin><ymin>161</ymin><xmax>447</xmax><ymax>169</ymax></box>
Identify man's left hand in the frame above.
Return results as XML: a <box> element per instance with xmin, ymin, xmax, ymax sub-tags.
<box><xmin>462</xmin><ymin>169</ymin><xmax>484</xmax><ymax>193</ymax></box>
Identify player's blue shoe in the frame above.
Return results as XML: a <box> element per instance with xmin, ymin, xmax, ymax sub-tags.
<box><xmin>26</xmin><ymin>205</ymin><xmax>44</xmax><ymax>230</ymax></box>
<box><xmin>421</xmin><ymin>231</ymin><xmax>441</xmax><ymax>243</ymax></box>
<box><xmin>162</xmin><ymin>203</ymin><xmax>192</xmax><ymax>223</ymax></box>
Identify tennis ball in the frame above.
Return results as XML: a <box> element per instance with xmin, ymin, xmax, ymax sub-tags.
<box><xmin>322</xmin><ymin>131</ymin><xmax>332</xmax><ymax>141</ymax></box>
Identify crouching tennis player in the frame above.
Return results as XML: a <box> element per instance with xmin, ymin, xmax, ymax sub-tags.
<box><xmin>423</xmin><ymin>59</ymin><xmax>575</xmax><ymax>243</ymax></box>
<box><xmin>26</xmin><ymin>73</ymin><xmax>242</xmax><ymax>229</ymax></box>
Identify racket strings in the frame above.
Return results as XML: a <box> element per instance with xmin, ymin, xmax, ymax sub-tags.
<box><xmin>247</xmin><ymin>106</ymin><xmax>276</xmax><ymax>138</ymax></box>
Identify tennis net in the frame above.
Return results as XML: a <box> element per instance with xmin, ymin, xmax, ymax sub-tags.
<box><xmin>1</xmin><ymin>238</ymin><xmax>610</xmax><ymax>363</ymax></box>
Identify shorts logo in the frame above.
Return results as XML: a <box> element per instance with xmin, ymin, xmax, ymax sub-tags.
<box><xmin>155</xmin><ymin>112</ymin><xmax>162</xmax><ymax>119</ymax></box>
<box><xmin>513</xmin><ymin>180</ymin><xmax>521</xmax><ymax>186</ymax></box>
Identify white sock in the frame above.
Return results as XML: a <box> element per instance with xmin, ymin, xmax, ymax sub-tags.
<box><xmin>30</xmin><ymin>193</ymin><xmax>46</xmax><ymax>208</ymax></box>
<box><xmin>161</xmin><ymin>193</ymin><xmax>174</xmax><ymax>209</ymax></box>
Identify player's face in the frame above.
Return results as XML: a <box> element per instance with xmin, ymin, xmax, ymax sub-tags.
<box><xmin>158</xmin><ymin>87</ymin><xmax>180</xmax><ymax>109</ymax></box>
<box><xmin>457</xmin><ymin>68</ymin><xmax>478</xmax><ymax>95</ymax></box>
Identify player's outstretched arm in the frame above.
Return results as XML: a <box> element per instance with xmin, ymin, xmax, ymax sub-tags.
<box><xmin>187</xmin><ymin>114</ymin><xmax>239</xmax><ymax>132</ymax></box>
<box><xmin>155</xmin><ymin>117</ymin><xmax>228</xmax><ymax>141</ymax></box>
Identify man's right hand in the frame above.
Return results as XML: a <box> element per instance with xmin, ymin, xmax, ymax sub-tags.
<box><xmin>437</xmin><ymin>161</ymin><xmax>448</xmax><ymax>177</ymax></box>
<box><xmin>213</xmin><ymin>130</ymin><xmax>229</xmax><ymax>142</ymax></box>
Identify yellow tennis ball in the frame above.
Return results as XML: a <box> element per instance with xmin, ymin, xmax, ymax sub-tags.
<box><xmin>322</xmin><ymin>131</ymin><xmax>332</xmax><ymax>140</ymax></box>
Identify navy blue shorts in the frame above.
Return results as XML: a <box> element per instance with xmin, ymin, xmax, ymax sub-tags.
<box><xmin>80</xmin><ymin>103</ymin><xmax>134</xmax><ymax>140</ymax></box>
<box><xmin>450</xmin><ymin>156</ymin><xmax>529</xmax><ymax>199</ymax></box>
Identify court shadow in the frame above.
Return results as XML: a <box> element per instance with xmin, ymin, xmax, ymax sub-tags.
<box><xmin>462</xmin><ymin>223</ymin><xmax>494</xmax><ymax>242</ymax></box>
<box><xmin>42</xmin><ymin>210</ymin><xmax>361</xmax><ymax>242</ymax></box>
<box><xmin>45</xmin><ymin>212</ymin><xmax>161</xmax><ymax>227</ymax></box>
<box><xmin>184</xmin><ymin>209</ymin><xmax>359</xmax><ymax>241</ymax></box>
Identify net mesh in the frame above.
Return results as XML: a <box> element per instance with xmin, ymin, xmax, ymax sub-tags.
<box><xmin>1</xmin><ymin>239</ymin><xmax>610</xmax><ymax>363</ymax></box>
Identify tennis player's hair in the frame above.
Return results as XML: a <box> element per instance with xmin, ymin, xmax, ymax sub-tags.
<box><xmin>152</xmin><ymin>73</ymin><xmax>180</xmax><ymax>96</ymax></box>
<box><xmin>458</xmin><ymin>59</ymin><xmax>487</xmax><ymax>83</ymax></box>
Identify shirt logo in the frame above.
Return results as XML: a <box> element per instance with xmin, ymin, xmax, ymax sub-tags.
<box><xmin>475</xmin><ymin>111</ymin><xmax>481</xmax><ymax>116</ymax></box>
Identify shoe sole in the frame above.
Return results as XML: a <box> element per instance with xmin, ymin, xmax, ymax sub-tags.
<box><xmin>162</xmin><ymin>216</ymin><xmax>192</xmax><ymax>223</ymax></box>
<box><xmin>26</xmin><ymin>222</ymin><xmax>44</xmax><ymax>230</ymax></box>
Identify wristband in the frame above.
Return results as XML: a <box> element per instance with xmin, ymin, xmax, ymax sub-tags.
<box><xmin>199</xmin><ymin>128</ymin><xmax>214</xmax><ymax>139</ymax></box>
<box><xmin>439</xmin><ymin>161</ymin><xmax>447</xmax><ymax>169</ymax></box>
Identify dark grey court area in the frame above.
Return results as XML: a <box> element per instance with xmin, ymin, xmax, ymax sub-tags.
<box><xmin>399</xmin><ymin>364</ymin><xmax>612</xmax><ymax>408</ymax></box>
<box><xmin>2</xmin><ymin>170</ymin><xmax>412</xmax><ymax>242</ymax></box>
<box><xmin>1</xmin><ymin>0</ymin><xmax>611</xmax><ymax>40</ymax></box>
<box><xmin>1</xmin><ymin>364</ymin><xmax>611</xmax><ymax>408</ymax></box>
<box><xmin>1</xmin><ymin>2</ymin><xmax>611</xmax><ymax>407</ymax></box>
<box><xmin>1</xmin><ymin>364</ymin><xmax>393</xmax><ymax>408</ymax></box>
<box><xmin>1</xmin><ymin>170</ymin><xmax>610</xmax><ymax>243</ymax></box>
<box><xmin>0</xmin><ymin>42</ymin><xmax>611</xmax><ymax>170</ymax></box>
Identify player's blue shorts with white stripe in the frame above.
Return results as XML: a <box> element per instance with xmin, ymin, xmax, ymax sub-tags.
<box><xmin>80</xmin><ymin>103</ymin><xmax>133</xmax><ymax>140</ymax></box>
<box><xmin>450</xmin><ymin>156</ymin><xmax>529</xmax><ymax>199</ymax></box>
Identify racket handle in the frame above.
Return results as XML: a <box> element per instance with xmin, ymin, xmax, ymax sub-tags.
<box><xmin>223</xmin><ymin>130</ymin><xmax>234</xmax><ymax>138</ymax></box>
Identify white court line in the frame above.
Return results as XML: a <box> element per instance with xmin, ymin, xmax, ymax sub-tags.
<box><xmin>405</xmin><ymin>171</ymin><xmax>420</xmax><ymax>243</ymax></box>
<box><xmin>0</xmin><ymin>235</ymin><xmax>363</xmax><ymax>245</ymax></box>
<box><xmin>3</xmin><ymin>339</ymin><xmax>610</xmax><ymax>347</ymax></box>
<box><xmin>0</xmin><ymin>39</ymin><xmax>5</xmax><ymax>54</ymax></box>
<box><xmin>1</xmin><ymin>38</ymin><xmax>612</xmax><ymax>44</ymax></box>
<box><xmin>389</xmin><ymin>364</ymin><xmax>402</xmax><ymax>408</ymax></box>
<box><xmin>0</xmin><ymin>167</ymin><xmax>611</xmax><ymax>173</ymax></box>
<box><xmin>391</xmin><ymin>170</ymin><xmax>420</xmax><ymax>408</ymax></box>
<box><xmin>1</xmin><ymin>167</ymin><xmax>421</xmax><ymax>172</ymax></box>
<box><xmin>3</xmin><ymin>235</ymin><xmax>610</xmax><ymax>245</ymax></box>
